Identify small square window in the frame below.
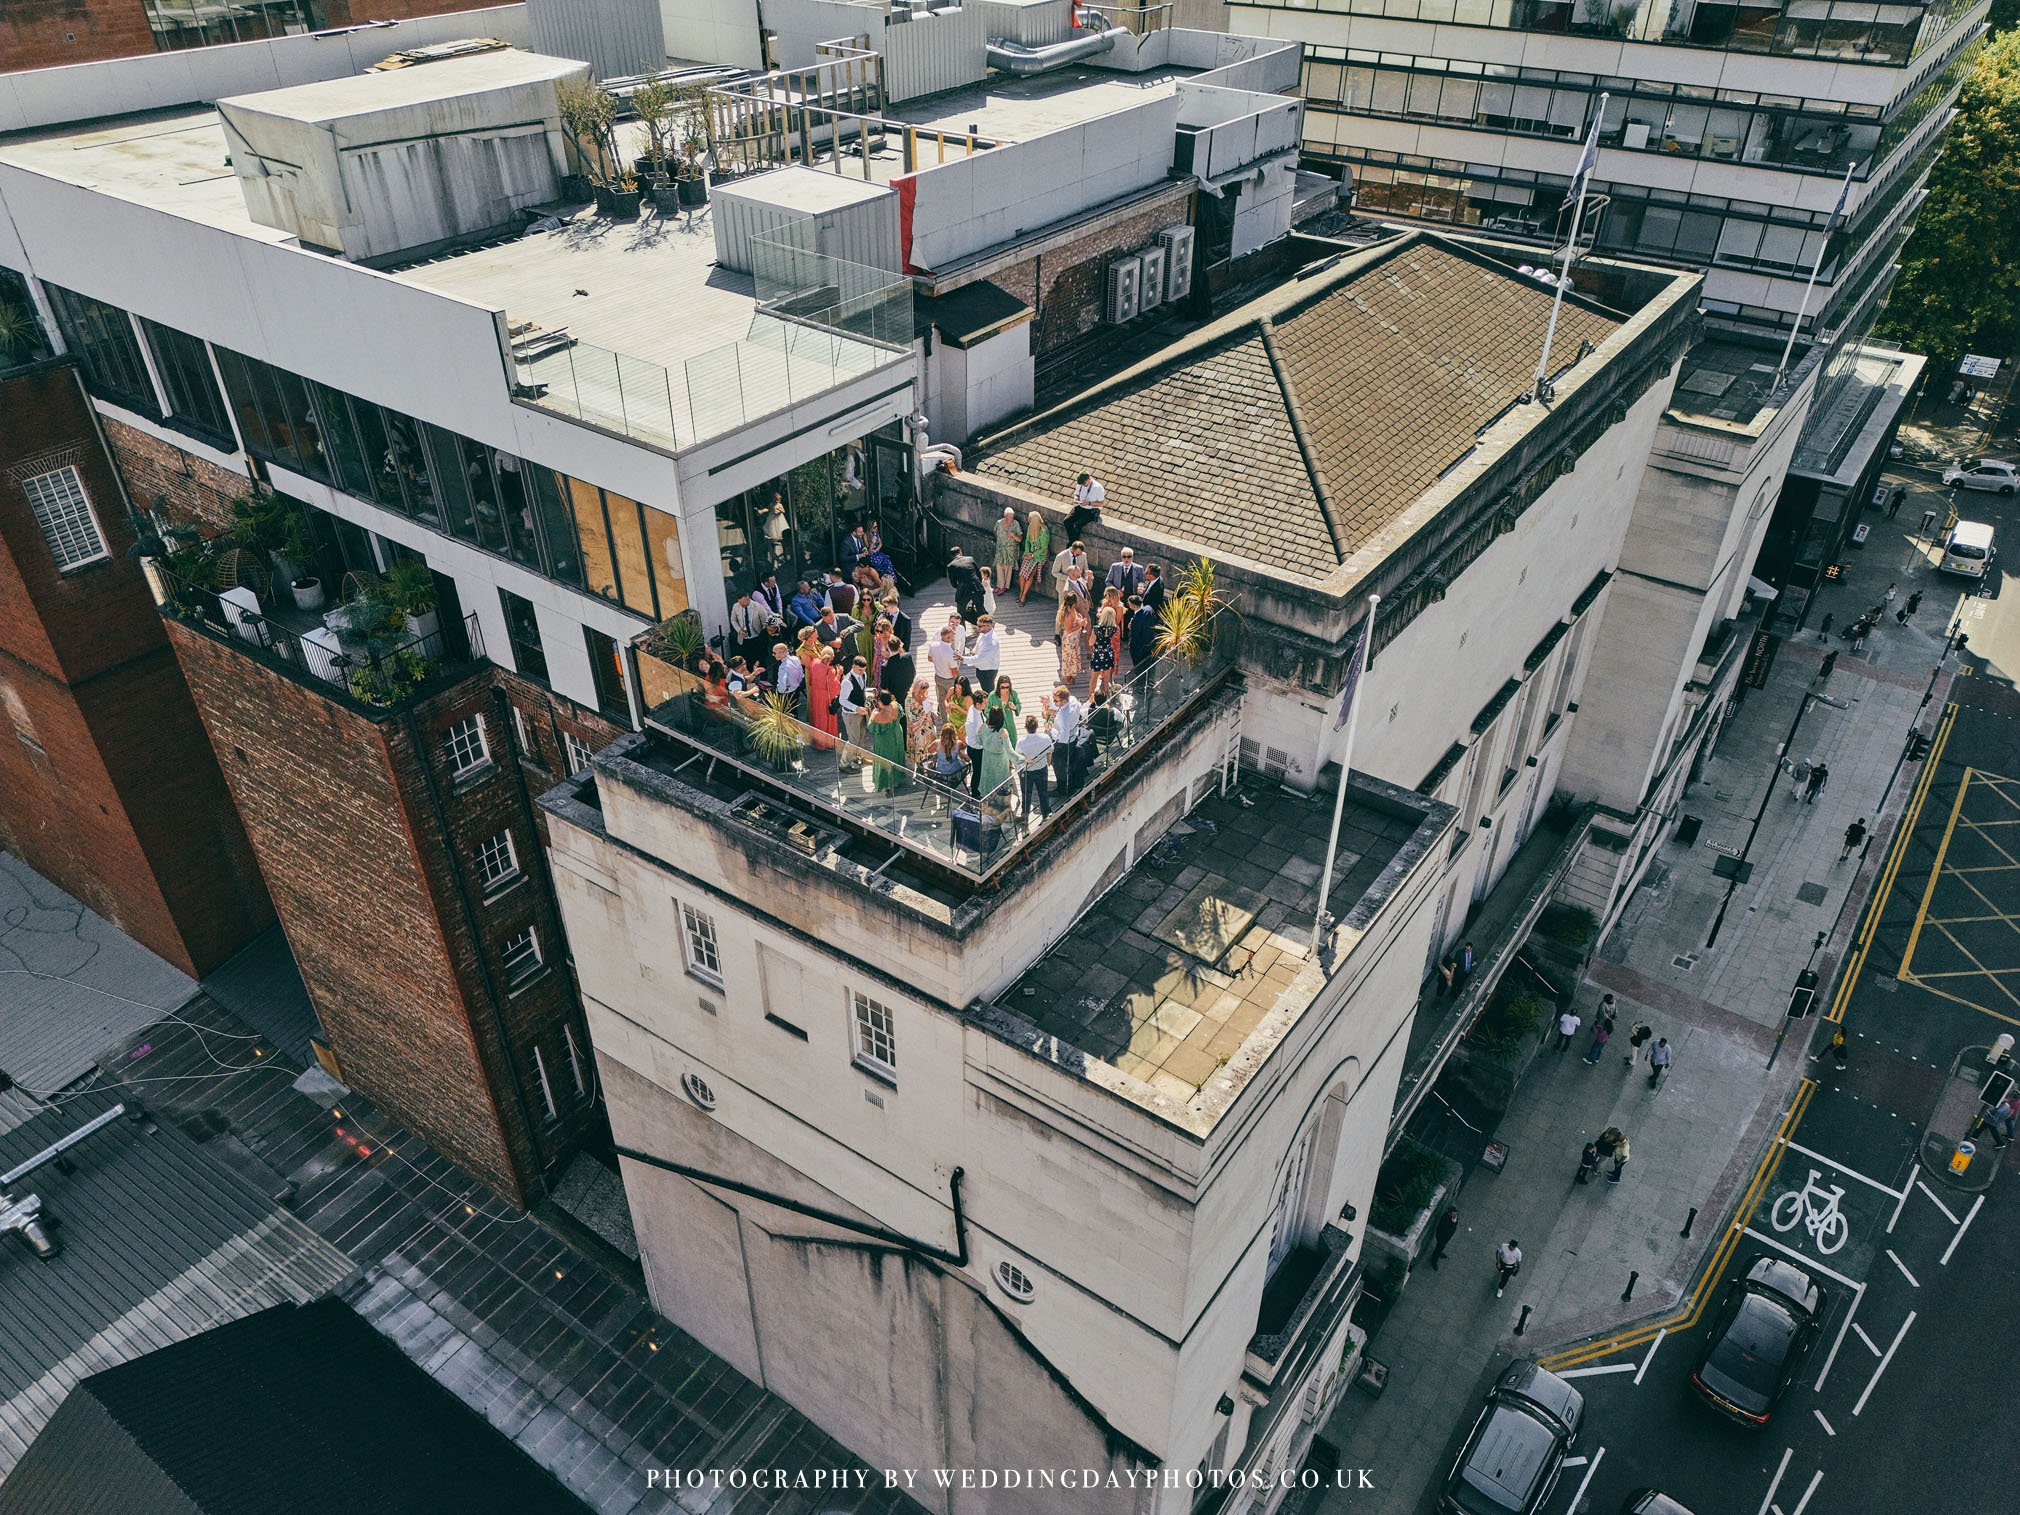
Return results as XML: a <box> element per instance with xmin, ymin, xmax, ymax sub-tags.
<box><xmin>502</xmin><ymin>926</ymin><xmax>542</xmax><ymax>987</ymax></box>
<box><xmin>23</xmin><ymin>466</ymin><xmax>108</xmax><ymax>572</ymax></box>
<box><xmin>474</xmin><ymin>831</ymin><xmax>519</xmax><ymax>893</ymax></box>
<box><xmin>563</xmin><ymin>732</ymin><xmax>594</xmax><ymax>775</ymax></box>
<box><xmin>681</xmin><ymin>903</ymin><xmax>723</xmax><ymax>986</ymax></box>
<box><xmin>851</xmin><ymin>990</ymin><xmax>896</xmax><ymax>1079</ymax></box>
<box><xmin>446</xmin><ymin>715</ymin><xmax>490</xmax><ymax>778</ymax></box>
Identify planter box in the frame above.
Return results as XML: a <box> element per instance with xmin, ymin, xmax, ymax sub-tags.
<box><xmin>1361</xmin><ymin>1163</ymin><xmax>1462</xmax><ymax>1296</ymax></box>
<box><xmin>291</xmin><ymin>578</ymin><xmax>326</xmax><ymax>612</ymax></box>
<box><xmin>677</xmin><ymin>175</ymin><xmax>709</xmax><ymax>207</ymax></box>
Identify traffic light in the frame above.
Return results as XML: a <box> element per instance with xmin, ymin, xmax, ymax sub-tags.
<box><xmin>1905</xmin><ymin>730</ymin><xmax>1932</xmax><ymax>762</ymax></box>
<box><xmin>1786</xmin><ymin>968</ymin><xmax>1819</xmax><ymax>1019</ymax></box>
<box><xmin>1981</xmin><ymin>1067</ymin><xmax>2015</xmax><ymax>1110</ymax></box>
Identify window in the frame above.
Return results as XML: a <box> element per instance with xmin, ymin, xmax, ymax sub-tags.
<box><xmin>851</xmin><ymin>990</ymin><xmax>896</xmax><ymax>1079</ymax></box>
<box><xmin>1266</xmin><ymin>1127</ymin><xmax>1314</xmax><ymax>1278</ymax></box>
<box><xmin>563</xmin><ymin>732</ymin><xmax>594</xmax><ymax>775</ymax></box>
<box><xmin>510</xmin><ymin>705</ymin><xmax>536</xmax><ymax>763</ymax></box>
<box><xmin>0</xmin><ymin>267</ymin><xmax>55</xmax><ymax>371</ymax></box>
<box><xmin>445</xmin><ymin>715</ymin><xmax>490</xmax><ymax>778</ymax></box>
<box><xmin>681</xmin><ymin>1071</ymin><xmax>718</xmax><ymax>1110</ymax></box>
<box><xmin>23</xmin><ymin>467</ymin><xmax>108</xmax><ymax>571</ymax></box>
<box><xmin>474</xmin><ymin>831</ymin><xmax>520</xmax><ymax>893</ymax></box>
<box><xmin>564</xmin><ymin>1025</ymin><xmax>587</xmax><ymax>1095</ymax></box>
<box><xmin>681</xmin><ymin>903</ymin><xmax>723</xmax><ymax>985</ymax></box>
<box><xmin>138</xmin><ymin>319</ymin><xmax>232</xmax><ymax>447</ymax></box>
<box><xmin>502</xmin><ymin>927</ymin><xmax>543</xmax><ymax>987</ymax></box>
<box><xmin>41</xmin><ymin>284</ymin><xmax>157</xmax><ymax>415</ymax></box>
<box><xmin>992</xmin><ymin>1260</ymin><xmax>1036</xmax><ymax>1303</ymax></box>
<box><xmin>499</xmin><ymin>590</ymin><xmax>548</xmax><ymax>682</ymax></box>
<box><xmin>532</xmin><ymin>1045</ymin><xmax>558</xmax><ymax>1120</ymax></box>
<box><xmin>585</xmin><ymin>627</ymin><xmax>631</xmax><ymax>723</ymax></box>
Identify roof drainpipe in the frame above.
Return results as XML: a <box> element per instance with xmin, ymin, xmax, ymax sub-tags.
<box><xmin>985</xmin><ymin>15</ymin><xmax>1118</xmax><ymax>76</ymax></box>
<box><xmin>1258</xmin><ymin>316</ymin><xmax>1350</xmax><ymax>563</ymax></box>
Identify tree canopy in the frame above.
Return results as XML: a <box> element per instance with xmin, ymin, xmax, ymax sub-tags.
<box><xmin>1877</xmin><ymin>29</ymin><xmax>2020</xmax><ymax>370</ymax></box>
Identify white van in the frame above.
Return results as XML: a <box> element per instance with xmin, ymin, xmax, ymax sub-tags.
<box><xmin>1940</xmin><ymin>520</ymin><xmax>1995</xmax><ymax>579</ymax></box>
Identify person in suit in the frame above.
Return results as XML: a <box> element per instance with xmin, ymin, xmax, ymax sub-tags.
<box><xmin>879</xmin><ymin>588</ymin><xmax>912</xmax><ymax>650</ymax></box>
<box><xmin>1141</xmin><ymin>563</ymin><xmax>1166</xmax><ymax>616</ymax></box>
<box><xmin>947</xmin><ymin>548</ymin><xmax>987</xmax><ymax>626</ymax></box>
<box><xmin>752</xmin><ymin>574</ymin><xmax>785</xmax><ymax>625</ymax></box>
<box><xmin>1126</xmin><ymin>595</ymin><xmax>1159</xmax><ymax>670</ymax></box>
<box><xmin>1105</xmin><ymin>547</ymin><xmax>1145</xmax><ymax>599</ymax></box>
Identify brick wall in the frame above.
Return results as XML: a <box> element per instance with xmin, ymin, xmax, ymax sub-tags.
<box><xmin>0</xmin><ymin>0</ymin><xmax>501</xmax><ymax>69</ymax></box>
<box><xmin>0</xmin><ymin>362</ymin><xmax>271</xmax><ymax>977</ymax></box>
<box><xmin>102</xmin><ymin>416</ymin><xmax>248</xmax><ymax>536</ymax></box>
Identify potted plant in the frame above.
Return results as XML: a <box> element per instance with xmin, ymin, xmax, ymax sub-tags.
<box><xmin>1153</xmin><ymin>556</ymin><xmax>1239</xmax><ymax>662</ymax></box>
<box><xmin>676</xmin><ymin>156</ymin><xmax>709</xmax><ymax>208</ymax></box>
<box><xmin>158</xmin><ymin>543</ymin><xmax>217</xmax><ymax>620</ymax></box>
<box><xmin>743</xmin><ymin>693</ymin><xmax>807</xmax><ymax>772</ymax></box>
<box><xmin>646</xmin><ymin>608</ymin><xmax>709</xmax><ymax>671</ymax></box>
<box><xmin>605</xmin><ymin>173</ymin><xmax>643</xmax><ymax>219</ymax></box>
<box><xmin>675</xmin><ymin>85</ymin><xmax>714</xmax><ymax>207</ymax></box>
<box><xmin>630</xmin><ymin>78</ymin><xmax>676</xmax><ymax>181</ymax></box>
<box><xmin>372</xmin><ymin>560</ymin><xmax>440</xmax><ymax>642</ymax></box>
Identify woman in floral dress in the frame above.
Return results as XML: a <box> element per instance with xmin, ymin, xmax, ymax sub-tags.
<box><xmin>905</xmin><ymin>677</ymin><xmax>938</xmax><ymax>763</ymax></box>
<box><xmin>1016</xmin><ymin>511</ymin><xmax>1050</xmax><ymax>605</ymax></box>
<box><xmin>993</xmin><ymin>507</ymin><xmax>1021</xmax><ymax>593</ymax></box>
<box><xmin>1089</xmin><ymin>605</ymin><xmax>1119</xmax><ymax>698</ymax></box>
<box><xmin>1057</xmin><ymin>591</ymin><xmax>1087</xmax><ymax>689</ymax></box>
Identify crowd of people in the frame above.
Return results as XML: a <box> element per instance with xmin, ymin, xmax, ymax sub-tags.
<box><xmin>689</xmin><ymin>485</ymin><xmax>1169</xmax><ymax>833</ymax></box>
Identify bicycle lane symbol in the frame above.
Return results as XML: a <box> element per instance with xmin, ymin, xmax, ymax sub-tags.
<box><xmin>1771</xmin><ymin>1169</ymin><xmax>1850</xmax><ymax>1255</ymax></box>
<box><xmin>1752</xmin><ymin>1145</ymin><xmax>1902</xmax><ymax>1279</ymax></box>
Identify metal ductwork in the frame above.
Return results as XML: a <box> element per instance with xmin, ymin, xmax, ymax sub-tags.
<box><xmin>986</xmin><ymin>17</ymin><xmax>1116</xmax><ymax>76</ymax></box>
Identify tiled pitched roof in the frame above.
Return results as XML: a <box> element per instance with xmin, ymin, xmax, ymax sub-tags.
<box><xmin>975</xmin><ymin>238</ymin><xmax>1624</xmax><ymax>580</ymax></box>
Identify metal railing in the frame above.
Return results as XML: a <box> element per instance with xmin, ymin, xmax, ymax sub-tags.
<box><xmin>641</xmin><ymin>608</ymin><xmax>1240</xmax><ymax>881</ymax></box>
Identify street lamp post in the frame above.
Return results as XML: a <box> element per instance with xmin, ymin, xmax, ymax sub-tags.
<box><xmin>1704</xmin><ymin>687</ymin><xmax>1851</xmax><ymax>949</ymax></box>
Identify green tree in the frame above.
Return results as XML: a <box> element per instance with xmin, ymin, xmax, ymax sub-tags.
<box><xmin>1877</xmin><ymin>30</ymin><xmax>2020</xmax><ymax>370</ymax></box>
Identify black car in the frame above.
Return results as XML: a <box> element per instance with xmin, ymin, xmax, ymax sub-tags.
<box><xmin>1690</xmin><ymin>1257</ymin><xmax>1823</xmax><ymax>1425</ymax></box>
<box><xmin>1439</xmin><ymin>1360</ymin><xmax>1583</xmax><ymax>1515</ymax></box>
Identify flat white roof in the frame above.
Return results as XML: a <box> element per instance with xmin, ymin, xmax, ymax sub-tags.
<box><xmin>216</xmin><ymin>49</ymin><xmax>585</xmax><ymax>122</ymax></box>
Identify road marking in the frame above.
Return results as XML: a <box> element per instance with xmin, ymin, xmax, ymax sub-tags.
<box><xmin>1789</xmin><ymin>1469</ymin><xmax>1825</xmax><ymax>1515</ymax></box>
<box><xmin>1853</xmin><ymin>1323</ymin><xmax>1881</xmax><ymax>1356</ymax></box>
<box><xmin>1742</xmin><ymin>1226</ymin><xmax>1865</xmax><ymax>1291</ymax></box>
<box><xmin>1557</xmin><ymin>1364</ymin><xmax>1635</xmax><ymax>1379</ymax></box>
<box><xmin>1757</xmin><ymin>1447</ymin><xmax>1793</xmax><ymax>1515</ymax></box>
<box><xmin>1566</xmin><ymin>1447</ymin><xmax>1605</xmax><ymax>1515</ymax></box>
<box><xmin>1781</xmin><ymin>1138</ymin><xmax>1906</xmax><ymax>1198</ymax></box>
<box><xmin>1941</xmin><ymin>1194</ymin><xmax>1985</xmax><ymax>1265</ymax></box>
<box><xmin>1901</xmin><ymin>762</ymin><xmax>1973</xmax><ymax>976</ymax></box>
<box><xmin>1814</xmin><ymin>1410</ymin><xmax>1835</xmax><ymax>1437</ymax></box>
<box><xmin>1812</xmin><ymin>1279</ymin><xmax>1868</xmax><ymax>1391</ymax></box>
<box><xmin>1852</xmin><ymin>1311</ymin><xmax>1916</xmax><ymax>1416</ymax></box>
<box><xmin>1886</xmin><ymin>1248</ymin><xmax>1920</xmax><ymax>1287</ymax></box>
<box><xmin>1915</xmin><ymin>1178</ymin><xmax>1958</xmax><ymax>1224</ymax></box>
<box><xmin>1563</xmin><ymin>1456</ymin><xmax>1589</xmax><ymax>1467</ymax></box>
<box><xmin>1633</xmin><ymin>1327</ymin><xmax>1665</xmax><ymax>1386</ymax></box>
<box><xmin>1886</xmin><ymin>1158</ymin><xmax>1916</xmax><ymax>1233</ymax></box>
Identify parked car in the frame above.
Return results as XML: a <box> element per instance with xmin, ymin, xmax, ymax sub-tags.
<box><xmin>1939</xmin><ymin>520</ymin><xmax>1996</xmax><ymax>579</ymax></box>
<box><xmin>1439</xmin><ymin>1360</ymin><xmax>1583</xmax><ymax>1514</ymax></box>
<box><xmin>1621</xmin><ymin>1494</ymin><xmax>1698</xmax><ymax>1515</ymax></box>
<box><xmin>1942</xmin><ymin>458</ymin><xmax>2019</xmax><ymax>494</ymax></box>
<box><xmin>1689</xmin><ymin>1257</ymin><xmax>1823</xmax><ymax>1425</ymax></box>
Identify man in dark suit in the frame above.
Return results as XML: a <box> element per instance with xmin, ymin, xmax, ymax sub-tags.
<box><xmin>947</xmin><ymin>548</ymin><xmax>987</xmax><ymax>626</ymax></box>
<box><xmin>752</xmin><ymin>574</ymin><xmax>785</xmax><ymax>625</ymax></box>
<box><xmin>1126</xmin><ymin>594</ymin><xmax>1159</xmax><ymax>671</ymax></box>
<box><xmin>1142</xmin><ymin>563</ymin><xmax>1166</xmax><ymax>616</ymax></box>
<box><xmin>1105</xmin><ymin>547</ymin><xmax>1144</xmax><ymax>599</ymax></box>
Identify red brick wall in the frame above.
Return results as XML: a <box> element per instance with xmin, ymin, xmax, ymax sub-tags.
<box><xmin>0</xmin><ymin>363</ymin><xmax>271</xmax><ymax>977</ymax></box>
<box><xmin>0</xmin><ymin>0</ymin><xmax>502</xmax><ymax>70</ymax></box>
<box><xmin>101</xmin><ymin>416</ymin><xmax>248</xmax><ymax>537</ymax></box>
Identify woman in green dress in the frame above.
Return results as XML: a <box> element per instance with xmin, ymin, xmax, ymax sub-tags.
<box><xmin>978</xmin><ymin>705</ymin><xmax>1015</xmax><ymax>802</ymax></box>
<box><xmin>1016</xmin><ymin>510</ymin><xmax>1050</xmax><ymax>604</ymax></box>
<box><xmin>869</xmin><ymin>690</ymin><xmax>909</xmax><ymax>795</ymax></box>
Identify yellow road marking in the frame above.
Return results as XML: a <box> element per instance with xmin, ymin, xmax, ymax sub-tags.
<box><xmin>1539</xmin><ymin>1080</ymin><xmax>1817</xmax><ymax>1371</ymax></box>
<box><xmin>1901</xmin><ymin>769</ymin><xmax>1972</xmax><ymax>977</ymax></box>
<box><xmin>1896</xmin><ymin>972</ymin><xmax>2020</xmax><ymax>1027</ymax></box>
<box><xmin>1829</xmin><ymin>702</ymin><xmax>1958</xmax><ymax>1022</ymax></box>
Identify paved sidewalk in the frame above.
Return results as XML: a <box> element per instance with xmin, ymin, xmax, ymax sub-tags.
<box><xmin>1317</xmin><ymin>513</ymin><xmax>1957</xmax><ymax>1513</ymax></box>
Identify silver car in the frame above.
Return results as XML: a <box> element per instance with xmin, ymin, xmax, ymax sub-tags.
<box><xmin>1942</xmin><ymin>458</ymin><xmax>2019</xmax><ymax>495</ymax></box>
<box><xmin>1439</xmin><ymin>1360</ymin><xmax>1584</xmax><ymax>1515</ymax></box>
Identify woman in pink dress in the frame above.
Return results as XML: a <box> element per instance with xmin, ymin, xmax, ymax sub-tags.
<box><xmin>806</xmin><ymin>645</ymin><xmax>840</xmax><ymax>751</ymax></box>
<box><xmin>1057</xmin><ymin>591</ymin><xmax>1087</xmax><ymax>689</ymax></box>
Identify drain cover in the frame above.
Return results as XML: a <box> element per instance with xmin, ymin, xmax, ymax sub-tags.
<box><xmin>1796</xmin><ymin>881</ymin><xmax>1828</xmax><ymax>906</ymax></box>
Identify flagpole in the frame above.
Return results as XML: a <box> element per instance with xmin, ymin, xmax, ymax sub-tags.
<box><xmin>1312</xmin><ymin>593</ymin><xmax>1379</xmax><ymax>955</ymax></box>
<box><xmin>1777</xmin><ymin>160</ymin><xmax>1857</xmax><ymax>383</ymax></box>
<box><xmin>1535</xmin><ymin>94</ymin><xmax>1606</xmax><ymax>399</ymax></box>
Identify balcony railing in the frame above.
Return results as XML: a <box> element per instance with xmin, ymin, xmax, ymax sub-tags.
<box><xmin>640</xmin><ymin>608</ymin><xmax>1240</xmax><ymax>883</ymax></box>
<box><xmin>152</xmin><ymin>566</ymin><xmax>482</xmax><ymax>718</ymax></box>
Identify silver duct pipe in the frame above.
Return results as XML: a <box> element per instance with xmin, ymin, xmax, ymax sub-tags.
<box><xmin>986</xmin><ymin>18</ymin><xmax>1117</xmax><ymax>76</ymax></box>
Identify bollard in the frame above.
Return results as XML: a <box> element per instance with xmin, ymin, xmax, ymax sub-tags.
<box><xmin>1681</xmin><ymin>1206</ymin><xmax>1697</xmax><ymax>1239</ymax></box>
<box><xmin>1515</xmin><ymin>1305</ymin><xmax>1532</xmax><ymax>1337</ymax></box>
<box><xmin>1950</xmin><ymin>1140</ymin><xmax>1975</xmax><ymax>1175</ymax></box>
<box><xmin>1621</xmin><ymin>1270</ymin><xmax>1638</xmax><ymax>1303</ymax></box>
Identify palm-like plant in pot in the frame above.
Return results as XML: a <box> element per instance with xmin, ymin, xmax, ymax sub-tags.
<box><xmin>743</xmin><ymin>693</ymin><xmax>807</xmax><ymax>771</ymax></box>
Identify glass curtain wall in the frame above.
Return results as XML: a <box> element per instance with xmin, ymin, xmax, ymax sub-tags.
<box><xmin>41</xmin><ymin>283</ymin><xmax>159</xmax><ymax>416</ymax></box>
<box><xmin>138</xmin><ymin>319</ymin><xmax>234</xmax><ymax>448</ymax></box>
<box><xmin>713</xmin><ymin>425</ymin><xmax>910</xmax><ymax>608</ymax></box>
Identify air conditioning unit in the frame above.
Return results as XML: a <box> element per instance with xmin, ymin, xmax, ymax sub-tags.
<box><xmin>1105</xmin><ymin>253</ymin><xmax>1142</xmax><ymax>324</ymax></box>
<box><xmin>1138</xmin><ymin>244</ymin><xmax>1167</xmax><ymax>311</ymax></box>
<box><xmin>1159</xmin><ymin>224</ymin><xmax>1195</xmax><ymax>303</ymax></box>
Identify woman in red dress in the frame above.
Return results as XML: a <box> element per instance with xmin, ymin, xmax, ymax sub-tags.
<box><xmin>806</xmin><ymin>645</ymin><xmax>841</xmax><ymax>752</ymax></box>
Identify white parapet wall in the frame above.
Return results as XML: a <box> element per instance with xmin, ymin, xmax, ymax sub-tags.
<box><xmin>0</xmin><ymin>7</ymin><xmax>534</xmax><ymax>135</ymax></box>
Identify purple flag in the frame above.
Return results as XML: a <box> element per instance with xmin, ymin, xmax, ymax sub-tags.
<box><xmin>1333</xmin><ymin>624</ymin><xmax>1367</xmax><ymax>732</ymax></box>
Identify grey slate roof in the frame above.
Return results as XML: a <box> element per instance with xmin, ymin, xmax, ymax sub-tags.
<box><xmin>974</xmin><ymin>237</ymin><xmax>1624</xmax><ymax>581</ymax></box>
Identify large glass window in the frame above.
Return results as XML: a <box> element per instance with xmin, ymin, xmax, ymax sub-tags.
<box><xmin>528</xmin><ymin>468</ymin><xmax>585</xmax><ymax>588</ymax></box>
<box><xmin>137</xmin><ymin>318</ymin><xmax>232</xmax><ymax>446</ymax></box>
<box><xmin>584</xmin><ymin>627</ymin><xmax>631</xmax><ymax>722</ymax></box>
<box><xmin>604</xmin><ymin>489</ymin><xmax>659</xmax><ymax>619</ymax></box>
<box><xmin>42</xmin><ymin>284</ymin><xmax>157</xmax><ymax>415</ymax></box>
<box><xmin>644</xmin><ymin>506</ymin><xmax>688</xmax><ymax>618</ymax></box>
<box><xmin>500</xmin><ymin>590</ymin><xmax>548</xmax><ymax>681</ymax></box>
<box><xmin>142</xmin><ymin>0</ymin><xmax>321</xmax><ymax>51</ymax></box>
<box><xmin>569</xmin><ymin>477</ymin><xmax>619</xmax><ymax>604</ymax></box>
<box><xmin>0</xmin><ymin>268</ymin><xmax>55</xmax><ymax>373</ymax></box>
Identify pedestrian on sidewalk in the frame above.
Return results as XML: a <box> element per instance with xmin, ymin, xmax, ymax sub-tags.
<box><xmin>1840</xmin><ymin>817</ymin><xmax>1868</xmax><ymax>860</ymax></box>
<box><xmin>1625</xmin><ymin>1021</ymin><xmax>1653</xmax><ymax>1067</ymax></box>
<box><xmin>1817</xmin><ymin>649</ymin><xmax>1838</xmax><ymax>683</ymax></box>
<box><xmin>1852</xmin><ymin>620</ymin><xmax>1871</xmax><ymax>656</ymax></box>
<box><xmin>1805</xmin><ymin>761</ymin><xmax>1831</xmax><ymax>804</ymax></box>
<box><xmin>1818</xmin><ymin>612</ymin><xmax>1834</xmax><ymax>641</ymax></box>
<box><xmin>1597</xmin><ymin>992</ymin><xmax>1617</xmax><ymax>1027</ymax></box>
<box><xmin>1576</xmin><ymin>1141</ymin><xmax>1601</xmax><ymax>1184</ymax></box>
<box><xmin>1985</xmin><ymin>1094</ymin><xmax>2017</xmax><ymax>1149</ymax></box>
<box><xmin>1607</xmin><ymin>1131</ymin><xmax>1631</xmax><ymax>1184</ymax></box>
<box><xmin>1906</xmin><ymin>590</ymin><xmax>1923</xmax><ymax>617</ymax></box>
<box><xmin>1555</xmin><ymin>1008</ymin><xmax>1583</xmax><ymax>1053</ymax></box>
<box><xmin>1829</xmin><ymin>1027</ymin><xmax>1849</xmax><ymax>1072</ymax></box>
<box><xmin>1494</xmin><ymin>1238</ymin><xmax>1523</xmax><ymax>1297</ymax></box>
<box><xmin>1888</xmin><ymin>485</ymin><xmax>1906</xmax><ymax>518</ymax></box>
<box><xmin>1437</xmin><ymin>957</ymin><xmax>1457</xmax><ymax>998</ymax></box>
<box><xmin>1884</xmin><ymin>582</ymin><xmax>1899</xmax><ymax>606</ymax></box>
<box><xmin>1430</xmin><ymin>1205</ymin><xmax>1460</xmax><ymax>1267</ymax></box>
<box><xmin>1787</xmin><ymin>754</ymin><xmax>1813</xmax><ymax>800</ymax></box>
<box><xmin>1648</xmin><ymin>1038</ymin><xmax>1673</xmax><ymax>1089</ymax></box>
<box><xmin>1582</xmin><ymin>1019</ymin><xmax>1613</xmax><ymax>1064</ymax></box>
<box><xmin>1460</xmin><ymin>941</ymin><xmax>1477</xmax><ymax>980</ymax></box>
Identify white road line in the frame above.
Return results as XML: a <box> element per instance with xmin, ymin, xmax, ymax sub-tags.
<box><xmin>1566</xmin><ymin>1446</ymin><xmax>1605</xmax><ymax>1514</ymax></box>
<box><xmin>1634</xmin><ymin>1327</ymin><xmax>1666</xmax><ymax>1386</ymax></box>
<box><xmin>1814</xmin><ymin>1410</ymin><xmax>1835</xmax><ymax>1437</ymax></box>
<box><xmin>1940</xmin><ymin>1194</ymin><xmax>1985</xmax><ymax>1265</ymax></box>
<box><xmin>1853</xmin><ymin>1323</ymin><xmax>1881</xmax><ymax>1356</ymax></box>
<box><xmin>1853</xmin><ymin>1311</ymin><xmax>1916</xmax><ymax>1417</ymax></box>
<box><xmin>1757</xmin><ymin>1447</ymin><xmax>1794</xmax><ymax>1515</ymax></box>
<box><xmin>1916</xmin><ymin>1179</ymin><xmax>1959</xmax><ymax>1224</ymax></box>
<box><xmin>1813</xmin><ymin>1280</ymin><xmax>1868</xmax><ymax>1391</ymax></box>
<box><xmin>1887</xmin><ymin>1165</ymin><xmax>1914</xmax><ymax>1234</ymax></box>
<box><xmin>1790</xmin><ymin>1470</ymin><xmax>1825</xmax><ymax>1515</ymax></box>
<box><xmin>1563</xmin><ymin>1456</ymin><xmax>1590</xmax><ymax>1468</ymax></box>
<box><xmin>1558</xmin><ymin>1363</ymin><xmax>1636</xmax><ymax>1379</ymax></box>
<box><xmin>1783</xmin><ymin>1138</ymin><xmax>1907</xmax><ymax>1197</ymax></box>
<box><xmin>1742</xmin><ymin>1227</ymin><xmax>1866</xmax><ymax>1290</ymax></box>
<box><xmin>1886</xmin><ymin>1248</ymin><xmax>1920</xmax><ymax>1288</ymax></box>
